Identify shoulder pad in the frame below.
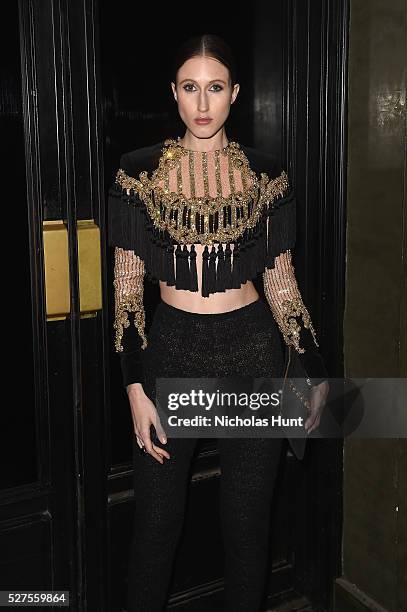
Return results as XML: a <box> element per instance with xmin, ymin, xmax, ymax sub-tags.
<box><xmin>120</xmin><ymin>141</ymin><xmax>164</xmax><ymax>178</ymax></box>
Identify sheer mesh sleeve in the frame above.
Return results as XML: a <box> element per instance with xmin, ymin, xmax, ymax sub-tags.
<box><xmin>262</xmin><ymin>249</ymin><xmax>328</xmax><ymax>385</ymax></box>
<box><xmin>113</xmin><ymin>246</ymin><xmax>148</xmax><ymax>388</ymax></box>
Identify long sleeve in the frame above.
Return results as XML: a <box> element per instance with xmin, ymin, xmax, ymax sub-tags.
<box><xmin>263</xmin><ymin>249</ymin><xmax>328</xmax><ymax>386</ymax></box>
<box><xmin>113</xmin><ymin>246</ymin><xmax>148</xmax><ymax>388</ymax></box>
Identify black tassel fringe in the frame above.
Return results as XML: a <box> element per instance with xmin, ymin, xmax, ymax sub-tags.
<box><xmin>108</xmin><ymin>181</ymin><xmax>296</xmax><ymax>296</ymax></box>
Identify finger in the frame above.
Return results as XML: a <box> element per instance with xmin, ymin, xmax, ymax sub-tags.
<box><xmin>148</xmin><ymin>444</ymin><xmax>165</xmax><ymax>464</ymax></box>
<box><xmin>140</xmin><ymin>425</ymin><xmax>154</xmax><ymax>454</ymax></box>
<box><xmin>134</xmin><ymin>426</ymin><xmax>143</xmax><ymax>445</ymax></box>
<box><xmin>307</xmin><ymin>411</ymin><xmax>321</xmax><ymax>434</ymax></box>
<box><xmin>153</xmin><ymin>444</ymin><xmax>171</xmax><ymax>460</ymax></box>
<box><xmin>155</xmin><ymin>420</ymin><xmax>168</xmax><ymax>445</ymax></box>
<box><xmin>140</xmin><ymin>429</ymin><xmax>164</xmax><ymax>463</ymax></box>
<box><xmin>304</xmin><ymin>410</ymin><xmax>318</xmax><ymax>432</ymax></box>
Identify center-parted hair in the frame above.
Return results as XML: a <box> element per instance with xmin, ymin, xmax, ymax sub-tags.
<box><xmin>172</xmin><ymin>34</ymin><xmax>238</xmax><ymax>87</ymax></box>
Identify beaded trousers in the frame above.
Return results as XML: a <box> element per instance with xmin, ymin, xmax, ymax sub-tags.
<box><xmin>126</xmin><ymin>298</ymin><xmax>285</xmax><ymax>612</ymax></box>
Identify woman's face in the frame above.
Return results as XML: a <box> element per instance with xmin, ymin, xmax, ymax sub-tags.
<box><xmin>171</xmin><ymin>56</ymin><xmax>240</xmax><ymax>140</ymax></box>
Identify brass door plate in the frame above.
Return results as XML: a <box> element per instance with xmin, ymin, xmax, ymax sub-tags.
<box><xmin>44</xmin><ymin>219</ymin><xmax>102</xmax><ymax>320</ymax></box>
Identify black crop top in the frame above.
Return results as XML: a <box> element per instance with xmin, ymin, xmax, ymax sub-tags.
<box><xmin>107</xmin><ymin>137</ymin><xmax>329</xmax><ymax>389</ymax></box>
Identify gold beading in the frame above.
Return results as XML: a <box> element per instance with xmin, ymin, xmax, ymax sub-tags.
<box><xmin>263</xmin><ymin>250</ymin><xmax>319</xmax><ymax>352</ymax></box>
<box><xmin>115</xmin><ymin>138</ymin><xmax>289</xmax><ymax>246</ymax></box>
<box><xmin>113</xmin><ymin>247</ymin><xmax>148</xmax><ymax>353</ymax></box>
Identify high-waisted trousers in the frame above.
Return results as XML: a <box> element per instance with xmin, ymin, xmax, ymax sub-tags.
<box><xmin>125</xmin><ymin>297</ymin><xmax>286</xmax><ymax>612</ymax></box>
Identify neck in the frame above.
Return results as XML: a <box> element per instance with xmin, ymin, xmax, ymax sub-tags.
<box><xmin>178</xmin><ymin>129</ymin><xmax>229</xmax><ymax>152</ymax></box>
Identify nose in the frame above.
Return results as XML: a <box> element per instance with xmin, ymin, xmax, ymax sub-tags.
<box><xmin>197</xmin><ymin>90</ymin><xmax>209</xmax><ymax>113</ymax></box>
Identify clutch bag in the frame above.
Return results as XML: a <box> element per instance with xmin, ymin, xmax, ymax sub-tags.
<box><xmin>280</xmin><ymin>344</ymin><xmax>313</xmax><ymax>422</ymax></box>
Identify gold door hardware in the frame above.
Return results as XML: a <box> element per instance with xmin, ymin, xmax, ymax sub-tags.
<box><xmin>44</xmin><ymin>219</ymin><xmax>102</xmax><ymax>321</ymax></box>
<box><xmin>77</xmin><ymin>220</ymin><xmax>102</xmax><ymax>316</ymax></box>
<box><xmin>43</xmin><ymin>220</ymin><xmax>70</xmax><ymax>320</ymax></box>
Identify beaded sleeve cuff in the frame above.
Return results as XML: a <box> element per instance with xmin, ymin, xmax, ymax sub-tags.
<box><xmin>263</xmin><ymin>249</ymin><xmax>328</xmax><ymax>384</ymax></box>
<box><xmin>113</xmin><ymin>247</ymin><xmax>148</xmax><ymax>387</ymax></box>
<box><xmin>113</xmin><ymin>247</ymin><xmax>147</xmax><ymax>352</ymax></box>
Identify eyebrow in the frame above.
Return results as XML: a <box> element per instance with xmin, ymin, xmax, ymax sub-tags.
<box><xmin>178</xmin><ymin>78</ymin><xmax>227</xmax><ymax>85</ymax></box>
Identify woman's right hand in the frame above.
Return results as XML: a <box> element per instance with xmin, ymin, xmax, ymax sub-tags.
<box><xmin>126</xmin><ymin>383</ymin><xmax>171</xmax><ymax>464</ymax></box>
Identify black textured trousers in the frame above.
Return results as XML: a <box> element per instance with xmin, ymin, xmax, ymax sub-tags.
<box><xmin>126</xmin><ymin>298</ymin><xmax>286</xmax><ymax>612</ymax></box>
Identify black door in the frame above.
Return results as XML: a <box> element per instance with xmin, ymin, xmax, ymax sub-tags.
<box><xmin>1</xmin><ymin>1</ymin><xmax>346</xmax><ymax>610</ymax></box>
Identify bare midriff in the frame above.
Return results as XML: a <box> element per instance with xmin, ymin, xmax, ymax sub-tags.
<box><xmin>159</xmin><ymin>242</ymin><xmax>260</xmax><ymax>314</ymax></box>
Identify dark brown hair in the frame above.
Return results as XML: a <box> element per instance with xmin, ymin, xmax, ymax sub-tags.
<box><xmin>172</xmin><ymin>34</ymin><xmax>238</xmax><ymax>86</ymax></box>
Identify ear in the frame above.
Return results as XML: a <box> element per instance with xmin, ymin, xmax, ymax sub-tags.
<box><xmin>171</xmin><ymin>81</ymin><xmax>178</xmax><ymax>102</ymax></box>
<box><xmin>231</xmin><ymin>83</ymin><xmax>240</xmax><ymax>104</ymax></box>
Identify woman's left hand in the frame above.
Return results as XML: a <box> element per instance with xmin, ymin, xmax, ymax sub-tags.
<box><xmin>304</xmin><ymin>380</ymin><xmax>330</xmax><ymax>434</ymax></box>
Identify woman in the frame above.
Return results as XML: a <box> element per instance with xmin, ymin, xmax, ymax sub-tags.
<box><xmin>108</xmin><ymin>34</ymin><xmax>329</xmax><ymax>612</ymax></box>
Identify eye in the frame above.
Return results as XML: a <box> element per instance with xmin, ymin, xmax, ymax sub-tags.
<box><xmin>210</xmin><ymin>84</ymin><xmax>223</xmax><ymax>92</ymax></box>
<box><xmin>183</xmin><ymin>83</ymin><xmax>196</xmax><ymax>92</ymax></box>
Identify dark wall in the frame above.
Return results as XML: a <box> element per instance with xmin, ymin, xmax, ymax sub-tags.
<box><xmin>340</xmin><ymin>0</ymin><xmax>407</xmax><ymax>610</ymax></box>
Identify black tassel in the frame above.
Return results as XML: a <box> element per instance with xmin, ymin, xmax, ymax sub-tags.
<box><xmin>208</xmin><ymin>245</ymin><xmax>217</xmax><ymax>295</ymax></box>
<box><xmin>201</xmin><ymin>245</ymin><xmax>210</xmax><ymax>297</ymax></box>
<box><xmin>108</xmin><ymin>184</ymin><xmax>136</xmax><ymax>251</ymax></box>
<box><xmin>238</xmin><ymin>231</ymin><xmax>248</xmax><ymax>283</ymax></box>
<box><xmin>223</xmin><ymin>242</ymin><xmax>233</xmax><ymax>289</ymax></box>
<box><xmin>253</xmin><ymin>222</ymin><xmax>267</xmax><ymax>277</ymax></box>
<box><xmin>189</xmin><ymin>244</ymin><xmax>198</xmax><ymax>291</ymax></box>
<box><xmin>165</xmin><ymin>240</ymin><xmax>176</xmax><ymax>286</ymax></box>
<box><xmin>174</xmin><ymin>244</ymin><xmax>183</xmax><ymax>288</ymax></box>
<box><xmin>140</xmin><ymin>208</ymin><xmax>154</xmax><ymax>278</ymax></box>
<box><xmin>158</xmin><ymin>230</ymin><xmax>167</xmax><ymax>280</ymax></box>
<box><xmin>184</xmin><ymin>244</ymin><xmax>192</xmax><ymax>289</ymax></box>
<box><xmin>250</xmin><ymin>227</ymin><xmax>259</xmax><ymax>277</ymax></box>
<box><xmin>231</xmin><ymin>242</ymin><xmax>242</xmax><ymax>289</ymax></box>
<box><xmin>175</xmin><ymin>244</ymin><xmax>190</xmax><ymax>289</ymax></box>
<box><xmin>216</xmin><ymin>244</ymin><xmax>227</xmax><ymax>292</ymax></box>
<box><xmin>259</xmin><ymin>219</ymin><xmax>268</xmax><ymax>269</ymax></box>
<box><xmin>265</xmin><ymin>188</ymin><xmax>296</xmax><ymax>268</ymax></box>
<box><xmin>243</xmin><ymin>226</ymin><xmax>255</xmax><ymax>280</ymax></box>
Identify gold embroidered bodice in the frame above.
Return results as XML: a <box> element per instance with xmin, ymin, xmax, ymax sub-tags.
<box><xmin>115</xmin><ymin>138</ymin><xmax>288</xmax><ymax>246</ymax></box>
